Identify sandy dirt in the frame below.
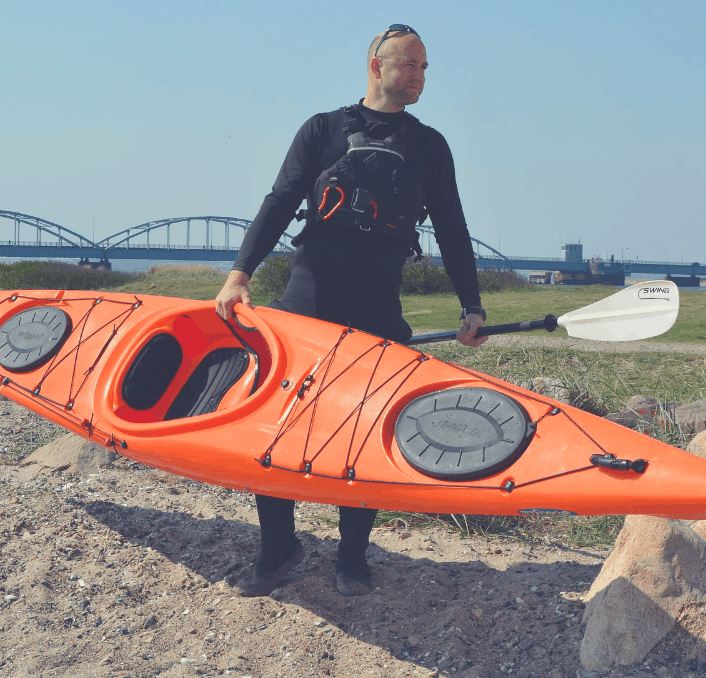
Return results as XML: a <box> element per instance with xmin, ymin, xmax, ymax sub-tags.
<box><xmin>3</xmin><ymin>334</ymin><xmax>706</xmax><ymax>678</ymax></box>
<box><xmin>1</xmin><ymin>444</ymin><xmax>604</xmax><ymax>678</ymax></box>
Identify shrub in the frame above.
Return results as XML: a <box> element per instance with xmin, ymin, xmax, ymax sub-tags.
<box><xmin>477</xmin><ymin>268</ymin><xmax>529</xmax><ymax>293</ymax></box>
<box><xmin>400</xmin><ymin>259</ymin><xmax>529</xmax><ymax>295</ymax></box>
<box><xmin>400</xmin><ymin>257</ymin><xmax>454</xmax><ymax>295</ymax></box>
<box><xmin>0</xmin><ymin>261</ymin><xmax>144</xmax><ymax>291</ymax></box>
<box><xmin>249</xmin><ymin>253</ymin><xmax>294</xmax><ymax>302</ymax></box>
<box><xmin>248</xmin><ymin>254</ymin><xmax>530</xmax><ymax>302</ymax></box>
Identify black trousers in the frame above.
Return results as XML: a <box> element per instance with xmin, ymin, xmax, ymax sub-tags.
<box><xmin>255</xmin><ymin>495</ymin><xmax>377</xmax><ymax>571</ymax></box>
<box><xmin>254</xmin><ymin>247</ymin><xmax>411</xmax><ymax>571</ymax></box>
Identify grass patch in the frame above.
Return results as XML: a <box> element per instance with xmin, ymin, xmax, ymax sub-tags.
<box><xmin>446</xmin><ymin>513</ymin><xmax>626</xmax><ymax>549</ymax></box>
<box><xmin>428</xmin><ymin>342</ymin><xmax>706</xmax><ymax>413</ymax></box>
<box><xmin>102</xmin><ymin>264</ymin><xmax>228</xmax><ymax>300</ymax></box>
<box><xmin>402</xmin><ymin>287</ymin><xmax>706</xmax><ymax>345</ymax></box>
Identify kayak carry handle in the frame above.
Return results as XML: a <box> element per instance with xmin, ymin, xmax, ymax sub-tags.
<box><xmin>476</xmin><ymin>315</ymin><xmax>558</xmax><ymax>338</ymax></box>
<box><xmin>590</xmin><ymin>454</ymin><xmax>648</xmax><ymax>473</ymax></box>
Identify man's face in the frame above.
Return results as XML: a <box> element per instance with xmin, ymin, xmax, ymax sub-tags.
<box><xmin>377</xmin><ymin>36</ymin><xmax>427</xmax><ymax>107</ymax></box>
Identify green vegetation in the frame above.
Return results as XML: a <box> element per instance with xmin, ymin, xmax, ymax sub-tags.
<box><xmin>404</xmin><ymin>285</ymin><xmax>706</xmax><ymax>345</ymax></box>
<box><xmin>249</xmin><ymin>253</ymin><xmax>294</xmax><ymax>306</ymax></box>
<box><xmin>0</xmin><ymin>260</ymin><xmax>144</xmax><ymax>291</ymax></box>
<box><xmin>3</xmin><ymin>261</ymin><xmax>705</xmax><ymax>547</ymax></box>
<box><xmin>244</xmin><ymin>254</ymin><xmax>531</xmax><ymax>306</ymax></box>
<box><xmin>372</xmin><ymin>510</ymin><xmax>626</xmax><ymax>549</ymax></box>
<box><xmin>105</xmin><ymin>264</ymin><xmax>230</xmax><ymax>300</ymax></box>
<box><xmin>427</xmin><ymin>342</ymin><xmax>706</xmax><ymax>417</ymax></box>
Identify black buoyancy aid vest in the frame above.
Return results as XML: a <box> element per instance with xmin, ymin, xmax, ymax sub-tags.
<box><xmin>292</xmin><ymin>105</ymin><xmax>425</xmax><ymax>258</ymax></box>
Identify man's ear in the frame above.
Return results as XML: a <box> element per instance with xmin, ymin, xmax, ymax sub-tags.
<box><xmin>370</xmin><ymin>56</ymin><xmax>383</xmax><ymax>80</ymax></box>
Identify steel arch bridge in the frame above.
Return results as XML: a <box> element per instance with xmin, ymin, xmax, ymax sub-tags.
<box><xmin>0</xmin><ymin>210</ymin><xmax>98</xmax><ymax>249</ymax></box>
<box><xmin>6</xmin><ymin>210</ymin><xmax>701</xmax><ymax>277</ymax></box>
<box><xmin>0</xmin><ymin>210</ymin><xmax>507</xmax><ymax>264</ymax></box>
<box><xmin>416</xmin><ymin>223</ymin><xmax>509</xmax><ymax>262</ymax></box>
<box><xmin>0</xmin><ymin>211</ymin><xmax>296</xmax><ymax>262</ymax></box>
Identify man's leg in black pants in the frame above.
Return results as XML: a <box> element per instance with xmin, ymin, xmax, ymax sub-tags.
<box><xmin>234</xmin><ymin>494</ymin><xmax>303</xmax><ymax>597</ymax></box>
<box><xmin>336</xmin><ymin>505</ymin><xmax>377</xmax><ymax>596</ymax></box>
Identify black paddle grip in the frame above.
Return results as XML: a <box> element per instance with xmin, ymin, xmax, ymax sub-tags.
<box><xmin>475</xmin><ymin>315</ymin><xmax>558</xmax><ymax>338</ymax></box>
<box><xmin>406</xmin><ymin>314</ymin><xmax>560</xmax><ymax>346</ymax></box>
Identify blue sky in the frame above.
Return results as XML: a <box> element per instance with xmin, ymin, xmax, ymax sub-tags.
<box><xmin>1</xmin><ymin>0</ymin><xmax>704</xmax><ymax>264</ymax></box>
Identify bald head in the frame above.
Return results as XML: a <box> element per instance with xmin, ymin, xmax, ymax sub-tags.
<box><xmin>367</xmin><ymin>30</ymin><xmax>425</xmax><ymax>69</ymax></box>
<box><xmin>363</xmin><ymin>31</ymin><xmax>428</xmax><ymax>113</ymax></box>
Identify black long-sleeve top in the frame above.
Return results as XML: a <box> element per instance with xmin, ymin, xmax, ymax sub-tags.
<box><xmin>233</xmin><ymin>102</ymin><xmax>482</xmax><ymax>322</ymax></box>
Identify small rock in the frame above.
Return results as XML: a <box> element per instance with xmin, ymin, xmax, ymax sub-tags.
<box><xmin>408</xmin><ymin>635</ymin><xmax>421</xmax><ymax>647</ymax></box>
<box><xmin>4</xmin><ymin>595</ymin><xmax>18</xmax><ymax>603</ymax></box>
<box><xmin>625</xmin><ymin>395</ymin><xmax>659</xmax><ymax>416</ymax></box>
<box><xmin>664</xmin><ymin>398</ymin><xmax>706</xmax><ymax>434</ymax></box>
<box><xmin>687</xmin><ymin>430</ymin><xmax>706</xmax><ymax>459</ymax></box>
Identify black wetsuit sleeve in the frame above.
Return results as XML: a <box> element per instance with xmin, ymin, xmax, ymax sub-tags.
<box><xmin>232</xmin><ymin>115</ymin><xmax>324</xmax><ymax>275</ymax></box>
<box><xmin>425</xmin><ymin>131</ymin><xmax>482</xmax><ymax>310</ymax></box>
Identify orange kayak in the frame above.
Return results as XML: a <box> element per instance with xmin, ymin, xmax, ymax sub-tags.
<box><xmin>1</xmin><ymin>289</ymin><xmax>704</xmax><ymax>519</ymax></box>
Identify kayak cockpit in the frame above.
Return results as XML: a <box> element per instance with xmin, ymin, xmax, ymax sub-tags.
<box><xmin>110</xmin><ymin>308</ymin><xmax>270</xmax><ymax>424</ymax></box>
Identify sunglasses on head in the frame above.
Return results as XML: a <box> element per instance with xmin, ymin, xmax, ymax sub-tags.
<box><xmin>373</xmin><ymin>24</ymin><xmax>421</xmax><ymax>57</ymax></box>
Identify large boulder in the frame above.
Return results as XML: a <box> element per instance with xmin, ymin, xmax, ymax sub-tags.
<box><xmin>580</xmin><ymin>516</ymin><xmax>706</xmax><ymax>672</ymax></box>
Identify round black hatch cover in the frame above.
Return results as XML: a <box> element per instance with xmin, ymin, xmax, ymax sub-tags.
<box><xmin>395</xmin><ymin>387</ymin><xmax>534</xmax><ymax>480</ymax></box>
<box><xmin>0</xmin><ymin>306</ymin><xmax>71</xmax><ymax>372</ymax></box>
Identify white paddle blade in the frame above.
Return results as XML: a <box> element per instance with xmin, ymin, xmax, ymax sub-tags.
<box><xmin>556</xmin><ymin>281</ymin><xmax>680</xmax><ymax>341</ymax></box>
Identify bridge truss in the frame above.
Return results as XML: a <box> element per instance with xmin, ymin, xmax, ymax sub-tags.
<box><xmin>0</xmin><ymin>210</ymin><xmax>98</xmax><ymax>249</ymax></box>
<box><xmin>1</xmin><ymin>211</ymin><xmax>505</xmax><ymax>262</ymax></box>
<box><xmin>0</xmin><ymin>212</ymin><xmax>296</xmax><ymax>261</ymax></box>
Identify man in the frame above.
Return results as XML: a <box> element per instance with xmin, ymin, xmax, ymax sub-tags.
<box><xmin>215</xmin><ymin>25</ymin><xmax>487</xmax><ymax>598</ymax></box>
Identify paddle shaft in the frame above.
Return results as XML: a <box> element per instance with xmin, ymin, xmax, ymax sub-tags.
<box><xmin>407</xmin><ymin>315</ymin><xmax>559</xmax><ymax>345</ymax></box>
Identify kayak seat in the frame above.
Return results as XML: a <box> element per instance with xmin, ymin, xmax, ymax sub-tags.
<box><xmin>164</xmin><ymin>347</ymin><xmax>250</xmax><ymax>420</ymax></box>
<box><xmin>122</xmin><ymin>334</ymin><xmax>183</xmax><ymax>411</ymax></box>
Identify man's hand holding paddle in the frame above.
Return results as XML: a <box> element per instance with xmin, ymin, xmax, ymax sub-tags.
<box><xmin>457</xmin><ymin>312</ymin><xmax>488</xmax><ymax>347</ymax></box>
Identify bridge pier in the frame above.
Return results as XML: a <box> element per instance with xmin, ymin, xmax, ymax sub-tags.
<box><xmin>78</xmin><ymin>258</ymin><xmax>112</xmax><ymax>271</ymax></box>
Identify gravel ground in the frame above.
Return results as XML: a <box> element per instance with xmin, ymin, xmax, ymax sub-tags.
<box><xmin>412</xmin><ymin>331</ymin><xmax>706</xmax><ymax>355</ymax></box>
<box><xmin>2</xmin><ymin>333</ymin><xmax>706</xmax><ymax>678</ymax></box>
<box><xmin>1</xmin><ymin>438</ymin><xmax>605</xmax><ymax>678</ymax></box>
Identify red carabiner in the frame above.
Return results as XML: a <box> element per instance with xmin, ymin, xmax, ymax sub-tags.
<box><xmin>318</xmin><ymin>186</ymin><xmax>346</xmax><ymax>221</ymax></box>
<box><xmin>370</xmin><ymin>200</ymin><xmax>379</xmax><ymax>219</ymax></box>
